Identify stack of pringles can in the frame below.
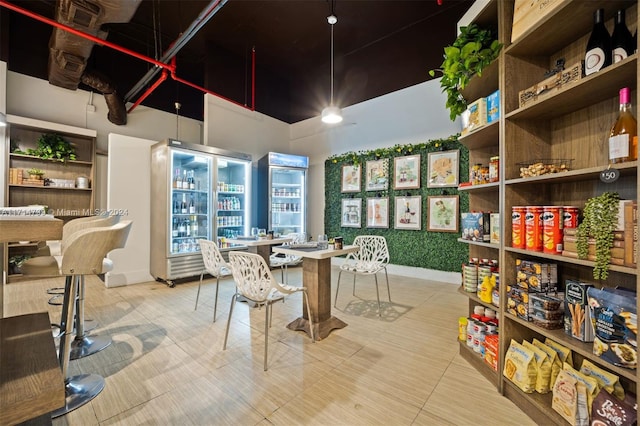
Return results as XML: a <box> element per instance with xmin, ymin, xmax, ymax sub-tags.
<box><xmin>511</xmin><ymin>205</ymin><xmax>580</xmax><ymax>254</ymax></box>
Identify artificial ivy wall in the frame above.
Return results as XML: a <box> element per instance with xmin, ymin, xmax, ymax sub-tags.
<box><xmin>324</xmin><ymin>134</ymin><xmax>469</xmax><ymax>273</ymax></box>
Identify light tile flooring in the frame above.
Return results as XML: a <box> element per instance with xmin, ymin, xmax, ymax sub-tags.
<box><xmin>5</xmin><ymin>268</ymin><xmax>536</xmax><ymax>425</ymax></box>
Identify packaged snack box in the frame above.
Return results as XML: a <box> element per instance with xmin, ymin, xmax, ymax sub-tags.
<box><xmin>564</xmin><ymin>280</ymin><xmax>594</xmax><ymax>342</ymax></box>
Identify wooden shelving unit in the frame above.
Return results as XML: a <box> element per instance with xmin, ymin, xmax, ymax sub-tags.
<box><xmin>457</xmin><ymin>0</ymin><xmax>639</xmax><ymax>423</ymax></box>
<box><xmin>4</xmin><ymin>115</ymin><xmax>96</xmax><ymax>282</ymax></box>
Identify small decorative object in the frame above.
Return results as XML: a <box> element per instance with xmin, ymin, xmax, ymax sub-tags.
<box><xmin>428</xmin><ymin>195</ymin><xmax>459</xmax><ymax>233</ymax></box>
<box><xmin>576</xmin><ymin>192</ymin><xmax>620</xmax><ymax>280</ymax></box>
<box><xmin>341</xmin><ymin>198</ymin><xmax>362</xmax><ymax>228</ymax></box>
<box><xmin>427</xmin><ymin>150</ymin><xmax>459</xmax><ymax>188</ymax></box>
<box><xmin>366</xmin><ymin>197</ymin><xmax>389</xmax><ymax>228</ymax></box>
<box><xmin>365</xmin><ymin>159</ymin><xmax>388</xmax><ymax>191</ymax></box>
<box><xmin>394</xmin><ymin>196</ymin><xmax>421</xmax><ymax>230</ymax></box>
<box><xmin>518</xmin><ymin>61</ymin><xmax>583</xmax><ymax>108</ymax></box>
<box><xmin>341</xmin><ymin>164</ymin><xmax>361</xmax><ymax>193</ymax></box>
<box><xmin>27</xmin><ymin>168</ymin><xmax>44</xmax><ymax>179</ymax></box>
<box><xmin>393</xmin><ymin>155</ymin><xmax>421</xmax><ymax>189</ymax></box>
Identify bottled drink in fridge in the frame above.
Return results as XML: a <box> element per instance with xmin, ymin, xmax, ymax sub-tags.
<box><xmin>585</xmin><ymin>8</ymin><xmax>612</xmax><ymax>75</ymax></box>
<box><xmin>612</xmin><ymin>9</ymin><xmax>634</xmax><ymax>63</ymax></box>
<box><xmin>189</xmin><ymin>195</ymin><xmax>196</xmax><ymax>214</ymax></box>
<box><xmin>181</xmin><ymin>194</ymin><xmax>187</xmax><ymax>214</ymax></box>
<box><xmin>609</xmin><ymin>87</ymin><xmax>637</xmax><ymax>164</ymax></box>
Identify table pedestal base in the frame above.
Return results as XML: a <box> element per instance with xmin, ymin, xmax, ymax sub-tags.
<box><xmin>287</xmin><ymin>315</ymin><xmax>347</xmax><ymax>341</ymax></box>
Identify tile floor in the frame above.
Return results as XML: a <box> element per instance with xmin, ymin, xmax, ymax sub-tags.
<box><xmin>4</xmin><ymin>267</ymin><xmax>536</xmax><ymax>425</ymax></box>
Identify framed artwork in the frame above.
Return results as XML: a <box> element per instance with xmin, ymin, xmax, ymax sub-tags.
<box><xmin>394</xmin><ymin>196</ymin><xmax>421</xmax><ymax>230</ymax></box>
<box><xmin>427</xmin><ymin>149</ymin><xmax>459</xmax><ymax>188</ymax></box>
<box><xmin>393</xmin><ymin>155</ymin><xmax>421</xmax><ymax>189</ymax></box>
<box><xmin>365</xmin><ymin>159</ymin><xmax>389</xmax><ymax>191</ymax></box>
<box><xmin>427</xmin><ymin>195</ymin><xmax>459</xmax><ymax>233</ymax></box>
<box><xmin>366</xmin><ymin>197</ymin><xmax>389</xmax><ymax>228</ymax></box>
<box><xmin>341</xmin><ymin>164</ymin><xmax>361</xmax><ymax>193</ymax></box>
<box><xmin>341</xmin><ymin>198</ymin><xmax>362</xmax><ymax>228</ymax></box>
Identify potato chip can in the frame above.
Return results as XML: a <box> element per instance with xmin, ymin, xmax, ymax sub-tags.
<box><xmin>511</xmin><ymin>206</ymin><xmax>527</xmax><ymax>248</ymax></box>
<box><xmin>543</xmin><ymin>206</ymin><xmax>564</xmax><ymax>254</ymax></box>
<box><xmin>525</xmin><ymin>206</ymin><xmax>544</xmax><ymax>251</ymax></box>
<box><xmin>563</xmin><ymin>206</ymin><xmax>579</xmax><ymax>229</ymax></box>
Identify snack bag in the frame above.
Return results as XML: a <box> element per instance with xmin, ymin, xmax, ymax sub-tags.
<box><xmin>579</xmin><ymin>359</ymin><xmax>625</xmax><ymax>401</ymax></box>
<box><xmin>523</xmin><ymin>340</ymin><xmax>552</xmax><ymax>393</ymax></box>
<box><xmin>552</xmin><ymin>369</ymin><xmax>581</xmax><ymax>425</ymax></box>
<box><xmin>546</xmin><ymin>337</ymin><xmax>574</xmax><ymax>367</ymax></box>
<box><xmin>533</xmin><ymin>338</ymin><xmax>561</xmax><ymax>386</ymax></box>
<box><xmin>562</xmin><ymin>362</ymin><xmax>599</xmax><ymax>411</ymax></box>
<box><xmin>503</xmin><ymin>339</ymin><xmax>537</xmax><ymax>393</ymax></box>
<box><xmin>591</xmin><ymin>388</ymin><xmax>637</xmax><ymax>426</ymax></box>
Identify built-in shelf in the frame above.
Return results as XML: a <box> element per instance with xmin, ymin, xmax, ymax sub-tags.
<box><xmin>457</xmin><ymin>238</ymin><xmax>499</xmax><ymax>250</ymax></box>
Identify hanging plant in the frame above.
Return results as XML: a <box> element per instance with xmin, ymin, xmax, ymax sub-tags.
<box><xmin>576</xmin><ymin>192</ymin><xmax>620</xmax><ymax>280</ymax></box>
<box><xmin>429</xmin><ymin>23</ymin><xmax>502</xmax><ymax>121</ymax></box>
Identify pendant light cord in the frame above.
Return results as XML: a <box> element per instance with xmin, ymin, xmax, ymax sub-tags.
<box><xmin>330</xmin><ymin>21</ymin><xmax>334</xmax><ymax>105</ymax></box>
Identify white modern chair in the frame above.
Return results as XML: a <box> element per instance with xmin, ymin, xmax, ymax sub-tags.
<box><xmin>269</xmin><ymin>232</ymin><xmax>305</xmax><ymax>283</ymax></box>
<box><xmin>224</xmin><ymin>251</ymin><xmax>315</xmax><ymax>371</ymax></box>
<box><xmin>195</xmin><ymin>239</ymin><xmax>232</xmax><ymax>322</ymax></box>
<box><xmin>334</xmin><ymin>235</ymin><xmax>391</xmax><ymax>316</ymax></box>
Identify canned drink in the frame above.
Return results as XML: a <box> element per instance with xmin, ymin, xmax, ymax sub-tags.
<box><xmin>525</xmin><ymin>206</ymin><xmax>544</xmax><ymax>251</ymax></box>
<box><xmin>512</xmin><ymin>206</ymin><xmax>527</xmax><ymax>248</ymax></box>
<box><xmin>543</xmin><ymin>206</ymin><xmax>564</xmax><ymax>254</ymax></box>
<box><xmin>563</xmin><ymin>206</ymin><xmax>580</xmax><ymax>229</ymax></box>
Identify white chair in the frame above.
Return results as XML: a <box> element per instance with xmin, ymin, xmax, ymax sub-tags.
<box><xmin>269</xmin><ymin>232</ymin><xmax>305</xmax><ymax>283</ymax></box>
<box><xmin>195</xmin><ymin>239</ymin><xmax>232</xmax><ymax>322</ymax></box>
<box><xmin>334</xmin><ymin>235</ymin><xmax>391</xmax><ymax>316</ymax></box>
<box><xmin>223</xmin><ymin>251</ymin><xmax>315</xmax><ymax>371</ymax></box>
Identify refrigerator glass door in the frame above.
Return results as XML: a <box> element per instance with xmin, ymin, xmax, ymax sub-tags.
<box><xmin>169</xmin><ymin>148</ymin><xmax>211</xmax><ymax>256</ymax></box>
<box><xmin>270</xmin><ymin>167</ymin><xmax>305</xmax><ymax>236</ymax></box>
<box><xmin>216</xmin><ymin>157</ymin><xmax>250</xmax><ymax>248</ymax></box>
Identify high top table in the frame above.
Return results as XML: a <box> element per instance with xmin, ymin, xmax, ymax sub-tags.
<box><xmin>224</xmin><ymin>236</ymin><xmax>292</xmax><ymax>264</ymax></box>
<box><xmin>272</xmin><ymin>244</ymin><xmax>359</xmax><ymax>340</ymax></box>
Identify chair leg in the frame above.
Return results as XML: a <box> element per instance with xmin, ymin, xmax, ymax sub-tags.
<box><xmin>384</xmin><ymin>267</ymin><xmax>391</xmax><ymax>302</ymax></box>
<box><xmin>352</xmin><ymin>273</ymin><xmax>357</xmax><ymax>296</ymax></box>
<box><xmin>264</xmin><ymin>303</ymin><xmax>270</xmax><ymax>371</ymax></box>
<box><xmin>302</xmin><ymin>291</ymin><xmax>315</xmax><ymax>342</ymax></box>
<box><xmin>374</xmin><ymin>274</ymin><xmax>381</xmax><ymax>317</ymax></box>
<box><xmin>213</xmin><ymin>276</ymin><xmax>220</xmax><ymax>323</ymax></box>
<box><xmin>70</xmin><ymin>275</ymin><xmax>111</xmax><ymax>360</ymax></box>
<box><xmin>194</xmin><ymin>270</ymin><xmax>204</xmax><ymax>311</ymax></box>
<box><xmin>334</xmin><ymin>270</ymin><xmax>343</xmax><ymax>307</ymax></box>
<box><xmin>223</xmin><ymin>293</ymin><xmax>237</xmax><ymax>350</ymax></box>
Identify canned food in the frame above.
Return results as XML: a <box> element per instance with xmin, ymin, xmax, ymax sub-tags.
<box><xmin>563</xmin><ymin>206</ymin><xmax>579</xmax><ymax>229</ymax></box>
<box><xmin>512</xmin><ymin>206</ymin><xmax>527</xmax><ymax>248</ymax></box>
<box><xmin>543</xmin><ymin>206</ymin><xmax>564</xmax><ymax>254</ymax></box>
<box><xmin>471</xmin><ymin>163</ymin><xmax>482</xmax><ymax>185</ymax></box>
<box><xmin>525</xmin><ymin>206</ymin><xmax>544</xmax><ymax>251</ymax></box>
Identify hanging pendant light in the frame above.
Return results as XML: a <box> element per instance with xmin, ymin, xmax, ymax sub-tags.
<box><xmin>321</xmin><ymin>11</ymin><xmax>343</xmax><ymax>124</ymax></box>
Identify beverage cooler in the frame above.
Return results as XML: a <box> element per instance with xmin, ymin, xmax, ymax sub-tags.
<box><xmin>150</xmin><ymin>139</ymin><xmax>251</xmax><ymax>286</ymax></box>
<box><xmin>257</xmin><ymin>152</ymin><xmax>308</xmax><ymax>237</ymax></box>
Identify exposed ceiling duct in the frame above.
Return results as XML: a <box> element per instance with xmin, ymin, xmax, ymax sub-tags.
<box><xmin>48</xmin><ymin>0</ymin><xmax>142</xmax><ymax>125</ymax></box>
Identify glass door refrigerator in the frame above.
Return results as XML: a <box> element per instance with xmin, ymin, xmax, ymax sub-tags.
<box><xmin>150</xmin><ymin>139</ymin><xmax>251</xmax><ymax>286</ymax></box>
<box><xmin>257</xmin><ymin>152</ymin><xmax>308</xmax><ymax>237</ymax></box>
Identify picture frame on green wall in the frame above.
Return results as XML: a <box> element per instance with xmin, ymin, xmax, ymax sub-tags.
<box><xmin>341</xmin><ymin>164</ymin><xmax>361</xmax><ymax>192</ymax></box>
<box><xmin>394</xmin><ymin>196</ymin><xmax>421</xmax><ymax>230</ymax></box>
<box><xmin>341</xmin><ymin>198</ymin><xmax>362</xmax><ymax>227</ymax></box>
<box><xmin>366</xmin><ymin>197</ymin><xmax>389</xmax><ymax>228</ymax></box>
<box><xmin>427</xmin><ymin>149</ymin><xmax>459</xmax><ymax>188</ymax></box>
<box><xmin>365</xmin><ymin>159</ymin><xmax>389</xmax><ymax>191</ymax></box>
<box><xmin>427</xmin><ymin>195</ymin><xmax>459</xmax><ymax>232</ymax></box>
<box><xmin>393</xmin><ymin>155</ymin><xmax>421</xmax><ymax>189</ymax></box>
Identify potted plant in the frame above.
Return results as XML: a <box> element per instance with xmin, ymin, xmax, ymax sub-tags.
<box><xmin>429</xmin><ymin>23</ymin><xmax>502</xmax><ymax>121</ymax></box>
<box><xmin>27</xmin><ymin>168</ymin><xmax>44</xmax><ymax>180</ymax></box>
<box><xmin>576</xmin><ymin>192</ymin><xmax>620</xmax><ymax>280</ymax></box>
<box><xmin>20</xmin><ymin>133</ymin><xmax>77</xmax><ymax>162</ymax></box>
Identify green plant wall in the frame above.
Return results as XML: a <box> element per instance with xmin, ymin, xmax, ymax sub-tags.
<box><xmin>324</xmin><ymin>134</ymin><xmax>469</xmax><ymax>272</ymax></box>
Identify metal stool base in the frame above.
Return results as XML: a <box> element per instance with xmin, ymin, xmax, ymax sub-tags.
<box><xmin>51</xmin><ymin>373</ymin><xmax>105</xmax><ymax>418</ymax></box>
<box><xmin>69</xmin><ymin>335</ymin><xmax>112</xmax><ymax>360</ymax></box>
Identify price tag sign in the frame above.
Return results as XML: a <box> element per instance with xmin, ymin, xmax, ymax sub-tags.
<box><xmin>600</xmin><ymin>168</ymin><xmax>620</xmax><ymax>183</ymax></box>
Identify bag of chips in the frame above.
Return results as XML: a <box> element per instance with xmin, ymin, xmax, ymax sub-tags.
<box><xmin>503</xmin><ymin>339</ymin><xmax>537</xmax><ymax>393</ymax></box>
<box><xmin>533</xmin><ymin>338</ymin><xmax>561</xmax><ymax>387</ymax></box>
<box><xmin>523</xmin><ymin>340</ymin><xmax>552</xmax><ymax>393</ymax></box>
<box><xmin>579</xmin><ymin>359</ymin><xmax>624</xmax><ymax>401</ymax></box>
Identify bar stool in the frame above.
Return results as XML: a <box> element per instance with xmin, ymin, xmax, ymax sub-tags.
<box><xmin>49</xmin><ymin>220</ymin><xmax>132</xmax><ymax>417</ymax></box>
<box><xmin>22</xmin><ymin>215</ymin><xmax>120</xmax><ymax>359</ymax></box>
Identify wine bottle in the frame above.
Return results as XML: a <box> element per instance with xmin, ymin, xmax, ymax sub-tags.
<box><xmin>189</xmin><ymin>195</ymin><xmax>196</xmax><ymax>214</ymax></box>
<box><xmin>609</xmin><ymin>87</ymin><xmax>637</xmax><ymax>164</ymax></box>
<box><xmin>181</xmin><ymin>194</ymin><xmax>188</xmax><ymax>214</ymax></box>
<box><xmin>612</xmin><ymin>9</ymin><xmax>634</xmax><ymax>63</ymax></box>
<box><xmin>585</xmin><ymin>8</ymin><xmax>612</xmax><ymax>75</ymax></box>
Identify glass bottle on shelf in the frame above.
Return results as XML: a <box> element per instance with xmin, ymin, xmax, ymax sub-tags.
<box><xmin>611</xmin><ymin>9</ymin><xmax>634</xmax><ymax>63</ymax></box>
<box><xmin>181</xmin><ymin>194</ymin><xmax>188</xmax><ymax>214</ymax></box>
<box><xmin>173</xmin><ymin>168</ymin><xmax>181</xmax><ymax>189</ymax></box>
<box><xmin>189</xmin><ymin>195</ymin><xmax>196</xmax><ymax>214</ymax></box>
<box><xmin>608</xmin><ymin>87</ymin><xmax>637</xmax><ymax>164</ymax></box>
<box><xmin>585</xmin><ymin>8</ymin><xmax>612</xmax><ymax>75</ymax></box>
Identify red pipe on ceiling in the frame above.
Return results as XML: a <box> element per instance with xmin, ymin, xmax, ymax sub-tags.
<box><xmin>127</xmin><ymin>70</ymin><xmax>168</xmax><ymax>113</ymax></box>
<box><xmin>0</xmin><ymin>0</ymin><xmax>256</xmax><ymax>114</ymax></box>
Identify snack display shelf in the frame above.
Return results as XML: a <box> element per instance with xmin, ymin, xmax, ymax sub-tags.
<box><xmin>502</xmin><ymin>380</ymin><xmax>566</xmax><ymax>425</ymax></box>
<box><xmin>457</xmin><ymin>286</ymin><xmax>496</xmax><ymax>311</ymax></box>
<box><xmin>457</xmin><ymin>181</ymin><xmax>499</xmax><ymax>193</ymax></box>
<box><xmin>457</xmin><ymin>238</ymin><xmax>499</xmax><ymax>250</ymax></box>
<box><xmin>458</xmin><ymin>340</ymin><xmax>500</xmax><ymax>388</ymax></box>
<box><xmin>504</xmin><ymin>161</ymin><xmax>637</xmax><ymax>186</ymax></box>
<box><xmin>458</xmin><ymin>120</ymin><xmax>500</xmax><ymax>150</ymax></box>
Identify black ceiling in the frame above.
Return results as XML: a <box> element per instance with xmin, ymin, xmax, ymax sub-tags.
<box><xmin>0</xmin><ymin>0</ymin><xmax>474</xmax><ymax>124</ymax></box>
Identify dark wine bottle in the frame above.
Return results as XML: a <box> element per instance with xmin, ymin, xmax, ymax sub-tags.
<box><xmin>611</xmin><ymin>9</ymin><xmax>634</xmax><ymax>63</ymax></box>
<box><xmin>585</xmin><ymin>8</ymin><xmax>612</xmax><ymax>75</ymax></box>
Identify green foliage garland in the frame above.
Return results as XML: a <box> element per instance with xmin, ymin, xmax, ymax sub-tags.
<box><xmin>576</xmin><ymin>192</ymin><xmax>620</xmax><ymax>280</ymax></box>
<box><xmin>13</xmin><ymin>133</ymin><xmax>77</xmax><ymax>162</ymax></box>
<box><xmin>325</xmin><ymin>135</ymin><xmax>469</xmax><ymax>272</ymax></box>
